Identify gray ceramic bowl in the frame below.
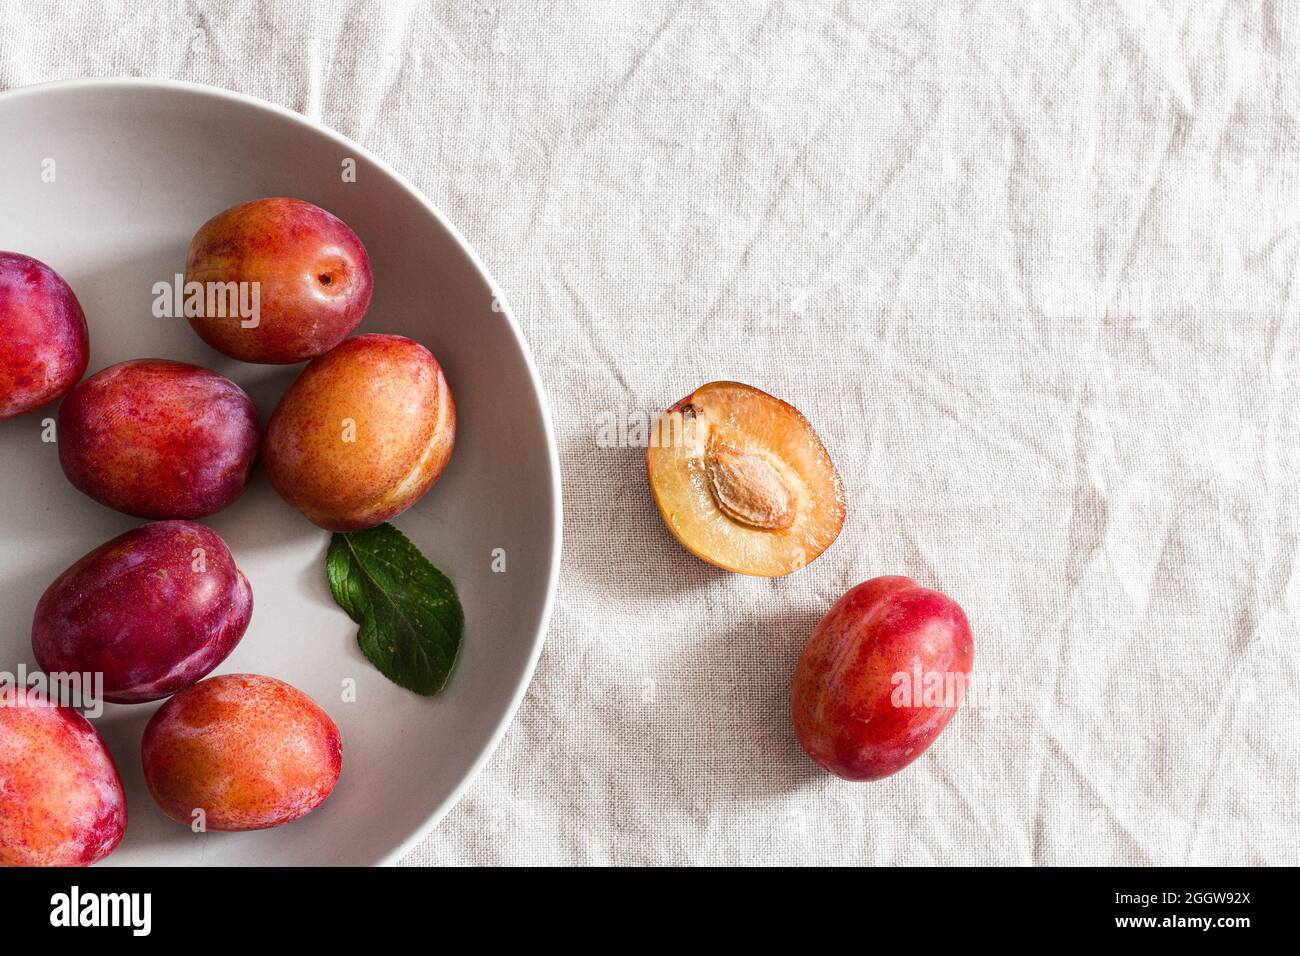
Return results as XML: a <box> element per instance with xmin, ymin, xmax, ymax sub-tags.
<box><xmin>0</xmin><ymin>78</ymin><xmax>560</xmax><ymax>865</ymax></box>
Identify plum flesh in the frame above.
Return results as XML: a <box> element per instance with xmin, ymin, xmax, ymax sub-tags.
<box><xmin>647</xmin><ymin>382</ymin><xmax>845</xmax><ymax>577</ymax></box>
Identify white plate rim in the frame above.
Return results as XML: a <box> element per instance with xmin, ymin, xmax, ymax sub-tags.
<box><xmin>0</xmin><ymin>76</ymin><xmax>563</xmax><ymax>866</ymax></box>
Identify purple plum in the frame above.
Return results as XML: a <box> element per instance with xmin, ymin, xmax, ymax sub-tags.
<box><xmin>0</xmin><ymin>251</ymin><xmax>89</xmax><ymax>419</ymax></box>
<box><xmin>32</xmin><ymin>521</ymin><xmax>253</xmax><ymax>704</ymax></box>
<box><xmin>57</xmin><ymin>359</ymin><xmax>261</xmax><ymax>519</ymax></box>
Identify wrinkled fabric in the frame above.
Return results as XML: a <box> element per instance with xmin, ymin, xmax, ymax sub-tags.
<box><xmin>3</xmin><ymin>0</ymin><xmax>1296</xmax><ymax>866</ymax></box>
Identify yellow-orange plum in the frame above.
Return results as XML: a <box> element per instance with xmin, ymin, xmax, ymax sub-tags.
<box><xmin>263</xmin><ymin>334</ymin><xmax>455</xmax><ymax>531</ymax></box>
<box><xmin>141</xmin><ymin>674</ymin><xmax>341</xmax><ymax>832</ymax></box>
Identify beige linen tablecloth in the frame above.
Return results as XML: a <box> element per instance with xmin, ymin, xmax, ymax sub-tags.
<box><xmin>3</xmin><ymin>0</ymin><xmax>1296</xmax><ymax>865</ymax></box>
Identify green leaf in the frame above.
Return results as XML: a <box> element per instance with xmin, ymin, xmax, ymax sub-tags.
<box><xmin>326</xmin><ymin>523</ymin><xmax>464</xmax><ymax>695</ymax></box>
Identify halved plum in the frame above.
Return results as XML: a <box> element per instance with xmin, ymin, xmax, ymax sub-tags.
<box><xmin>647</xmin><ymin>382</ymin><xmax>845</xmax><ymax>577</ymax></box>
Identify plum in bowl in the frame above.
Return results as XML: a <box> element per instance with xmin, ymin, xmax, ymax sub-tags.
<box><xmin>32</xmin><ymin>521</ymin><xmax>252</xmax><ymax>704</ymax></box>
<box><xmin>57</xmin><ymin>359</ymin><xmax>260</xmax><ymax>520</ymax></box>
<box><xmin>0</xmin><ymin>251</ymin><xmax>89</xmax><ymax>419</ymax></box>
